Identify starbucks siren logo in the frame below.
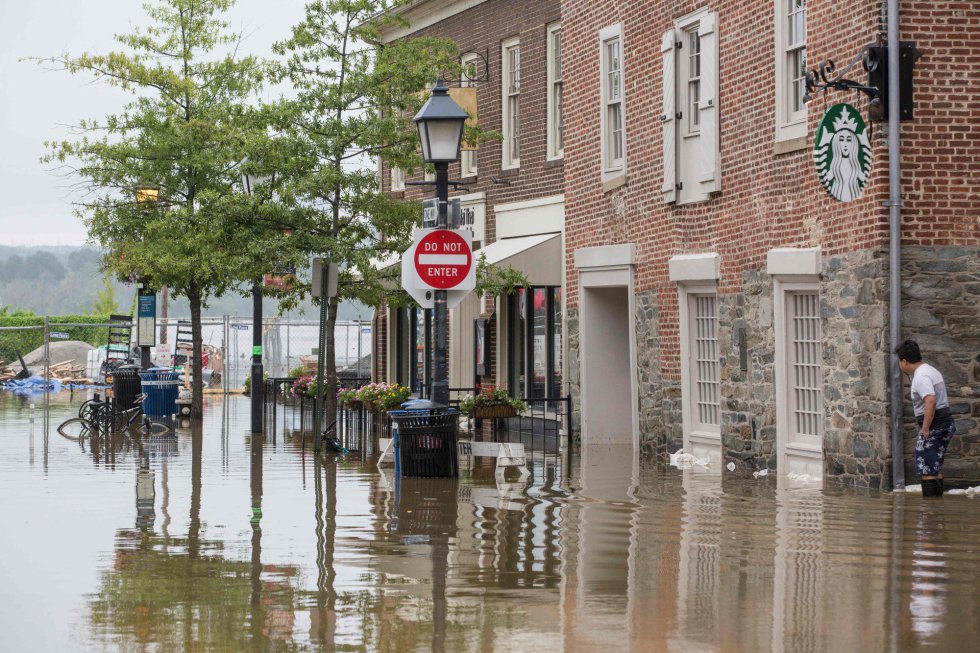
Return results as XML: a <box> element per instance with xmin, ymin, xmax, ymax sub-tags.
<box><xmin>813</xmin><ymin>103</ymin><xmax>872</xmax><ymax>202</ymax></box>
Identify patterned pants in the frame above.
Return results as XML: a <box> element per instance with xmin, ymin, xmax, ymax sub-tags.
<box><xmin>914</xmin><ymin>422</ymin><xmax>957</xmax><ymax>477</ymax></box>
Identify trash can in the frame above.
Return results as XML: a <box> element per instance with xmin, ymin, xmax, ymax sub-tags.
<box><xmin>111</xmin><ymin>365</ymin><xmax>143</xmax><ymax>414</ymax></box>
<box><xmin>389</xmin><ymin>405</ymin><xmax>460</xmax><ymax>478</ymax></box>
<box><xmin>140</xmin><ymin>368</ymin><xmax>180</xmax><ymax>417</ymax></box>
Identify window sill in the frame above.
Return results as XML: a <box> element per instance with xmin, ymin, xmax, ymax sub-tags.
<box><xmin>543</xmin><ymin>157</ymin><xmax>564</xmax><ymax>170</ymax></box>
<box><xmin>773</xmin><ymin>135</ymin><xmax>808</xmax><ymax>155</ymax></box>
<box><xmin>497</xmin><ymin>167</ymin><xmax>520</xmax><ymax>178</ymax></box>
<box><xmin>602</xmin><ymin>173</ymin><xmax>626</xmax><ymax>193</ymax></box>
<box><xmin>388</xmin><ymin>190</ymin><xmax>406</xmax><ymax>199</ymax></box>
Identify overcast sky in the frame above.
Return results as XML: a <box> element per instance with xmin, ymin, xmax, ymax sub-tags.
<box><xmin>0</xmin><ymin>0</ymin><xmax>308</xmax><ymax>247</ymax></box>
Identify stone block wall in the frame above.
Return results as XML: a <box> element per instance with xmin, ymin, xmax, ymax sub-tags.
<box><xmin>901</xmin><ymin>246</ymin><xmax>980</xmax><ymax>483</ymax></box>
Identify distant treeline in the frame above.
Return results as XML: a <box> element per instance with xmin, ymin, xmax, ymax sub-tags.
<box><xmin>0</xmin><ymin>246</ymin><xmax>369</xmax><ymax>319</ymax></box>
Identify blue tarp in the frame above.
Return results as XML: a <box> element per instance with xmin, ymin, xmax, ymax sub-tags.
<box><xmin>3</xmin><ymin>376</ymin><xmax>63</xmax><ymax>395</ymax></box>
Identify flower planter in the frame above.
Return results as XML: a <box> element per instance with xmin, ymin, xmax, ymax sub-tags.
<box><xmin>473</xmin><ymin>405</ymin><xmax>518</xmax><ymax>419</ymax></box>
<box><xmin>346</xmin><ymin>400</ymin><xmax>363</xmax><ymax>410</ymax></box>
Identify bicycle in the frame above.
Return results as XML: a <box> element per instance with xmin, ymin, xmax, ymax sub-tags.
<box><xmin>58</xmin><ymin>393</ymin><xmax>174</xmax><ymax>440</ymax></box>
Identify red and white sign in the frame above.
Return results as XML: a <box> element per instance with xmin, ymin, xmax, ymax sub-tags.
<box><xmin>413</xmin><ymin>230</ymin><xmax>474</xmax><ymax>290</ymax></box>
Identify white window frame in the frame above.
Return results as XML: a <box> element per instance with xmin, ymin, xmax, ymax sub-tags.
<box><xmin>680</xmin><ymin>284</ymin><xmax>721</xmax><ymax>429</ymax></box>
<box><xmin>599</xmin><ymin>24</ymin><xmax>626</xmax><ymax>181</ymax></box>
<box><xmin>546</xmin><ymin>22</ymin><xmax>564</xmax><ymax>161</ymax></box>
<box><xmin>460</xmin><ymin>52</ymin><xmax>479</xmax><ymax>178</ymax></box>
<box><xmin>390</xmin><ymin>165</ymin><xmax>405</xmax><ymax>192</ymax></box>
<box><xmin>774</xmin><ymin>0</ymin><xmax>807</xmax><ymax>142</ymax></box>
<box><xmin>501</xmin><ymin>37</ymin><xmax>521</xmax><ymax>170</ymax></box>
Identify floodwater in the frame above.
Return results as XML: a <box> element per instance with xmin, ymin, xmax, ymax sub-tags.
<box><xmin>1</xmin><ymin>392</ymin><xmax>978</xmax><ymax>652</ymax></box>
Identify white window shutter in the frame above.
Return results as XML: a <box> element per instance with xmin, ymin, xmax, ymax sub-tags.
<box><xmin>697</xmin><ymin>13</ymin><xmax>720</xmax><ymax>193</ymax></box>
<box><xmin>661</xmin><ymin>30</ymin><xmax>677</xmax><ymax>203</ymax></box>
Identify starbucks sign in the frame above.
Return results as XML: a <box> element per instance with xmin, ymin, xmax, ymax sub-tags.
<box><xmin>813</xmin><ymin>103</ymin><xmax>872</xmax><ymax>202</ymax></box>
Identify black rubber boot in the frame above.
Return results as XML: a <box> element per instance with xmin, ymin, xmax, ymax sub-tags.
<box><xmin>937</xmin><ymin>478</ymin><xmax>944</xmax><ymax>496</ymax></box>
<box><xmin>922</xmin><ymin>479</ymin><xmax>943</xmax><ymax>497</ymax></box>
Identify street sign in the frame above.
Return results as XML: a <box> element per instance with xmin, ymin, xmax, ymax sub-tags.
<box><xmin>413</xmin><ymin>229</ymin><xmax>474</xmax><ymax>290</ymax></box>
<box><xmin>401</xmin><ymin>229</ymin><xmax>475</xmax><ymax>310</ymax></box>
<box><xmin>50</xmin><ymin>331</ymin><xmax>70</xmax><ymax>340</ymax></box>
<box><xmin>311</xmin><ymin>258</ymin><xmax>339</xmax><ymax>298</ymax></box>
<box><xmin>422</xmin><ymin>198</ymin><xmax>462</xmax><ymax>228</ymax></box>
<box><xmin>137</xmin><ymin>288</ymin><xmax>156</xmax><ymax>347</ymax></box>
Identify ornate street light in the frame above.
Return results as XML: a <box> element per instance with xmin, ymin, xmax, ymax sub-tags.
<box><xmin>412</xmin><ymin>83</ymin><xmax>467</xmax><ymax>407</ymax></box>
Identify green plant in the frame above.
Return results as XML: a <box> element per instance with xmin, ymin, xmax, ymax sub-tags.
<box><xmin>459</xmin><ymin>385</ymin><xmax>528</xmax><ymax>417</ymax></box>
<box><xmin>242</xmin><ymin>373</ymin><xmax>268</xmax><ymax>397</ymax></box>
<box><xmin>0</xmin><ymin>311</ymin><xmax>115</xmax><ymax>362</ymax></box>
<box><xmin>288</xmin><ymin>365</ymin><xmax>309</xmax><ymax>379</ymax></box>
<box><xmin>475</xmin><ymin>252</ymin><xmax>529</xmax><ymax>297</ymax></box>
<box><xmin>337</xmin><ymin>387</ymin><xmax>358</xmax><ymax>405</ymax></box>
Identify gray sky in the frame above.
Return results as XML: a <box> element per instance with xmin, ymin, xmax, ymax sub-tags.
<box><xmin>0</xmin><ymin>0</ymin><xmax>307</xmax><ymax>247</ymax></box>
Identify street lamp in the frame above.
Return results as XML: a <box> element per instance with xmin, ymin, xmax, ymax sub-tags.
<box><xmin>134</xmin><ymin>185</ymin><xmax>162</xmax><ymax>371</ymax></box>
<box><xmin>413</xmin><ymin>83</ymin><xmax>468</xmax><ymax>407</ymax></box>
<box><xmin>242</xmin><ymin>169</ymin><xmax>271</xmax><ymax>434</ymax></box>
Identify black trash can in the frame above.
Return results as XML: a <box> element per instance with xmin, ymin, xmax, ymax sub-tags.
<box><xmin>111</xmin><ymin>364</ymin><xmax>143</xmax><ymax>414</ymax></box>
<box><xmin>389</xmin><ymin>408</ymin><xmax>460</xmax><ymax>478</ymax></box>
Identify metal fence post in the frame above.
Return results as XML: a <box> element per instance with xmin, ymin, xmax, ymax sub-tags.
<box><xmin>42</xmin><ymin>316</ymin><xmax>50</xmax><ymax>398</ymax></box>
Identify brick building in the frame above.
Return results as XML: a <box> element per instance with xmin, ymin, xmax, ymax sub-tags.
<box><xmin>375</xmin><ymin>0</ymin><xmax>568</xmax><ymax>413</ymax></box>
<box><xmin>561</xmin><ymin>0</ymin><xmax>980</xmax><ymax>487</ymax></box>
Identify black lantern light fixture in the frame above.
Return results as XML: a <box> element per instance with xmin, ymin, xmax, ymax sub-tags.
<box><xmin>413</xmin><ymin>83</ymin><xmax>469</xmax><ymax>163</ymax></box>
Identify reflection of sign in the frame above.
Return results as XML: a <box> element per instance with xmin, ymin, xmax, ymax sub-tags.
<box><xmin>137</xmin><ymin>288</ymin><xmax>156</xmax><ymax>347</ymax></box>
<box><xmin>414</xmin><ymin>230</ymin><xmax>473</xmax><ymax>290</ymax></box>
<box><xmin>814</xmin><ymin>103</ymin><xmax>872</xmax><ymax>202</ymax></box>
<box><xmin>50</xmin><ymin>331</ymin><xmax>70</xmax><ymax>340</ymax></box>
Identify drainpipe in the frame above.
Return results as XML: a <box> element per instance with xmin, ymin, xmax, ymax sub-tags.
<box><xmin>887</xmin><ymin>0</ymin><xmax>905</xmax><ymax>490</ymax></box>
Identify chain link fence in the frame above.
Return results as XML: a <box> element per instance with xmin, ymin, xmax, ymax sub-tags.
<box><xmin>1</xmin><ymin>316</ymin><xmax>372</xmax><ymax>393</ymax></box>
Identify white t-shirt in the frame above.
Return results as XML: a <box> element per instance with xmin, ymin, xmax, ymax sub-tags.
<box><xmin>910</xmin><ymin>363</ymin><xmax>949</xmax><ymax>417</ymax></box>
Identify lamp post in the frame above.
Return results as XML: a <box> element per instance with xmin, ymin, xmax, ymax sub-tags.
<box><xmin>242</xmin><ymin>171</ymin><xmax>269</xmax><ymax>434</ymax></box>
<box><xmin>134</xmin><ymin>185</ymin><xmax>161</xmax><ymax>370</ymax></box>
<box><xmin>413</xmin><ymin>83</ymin><xmax>468</xmax><ymax>407</ymax></box>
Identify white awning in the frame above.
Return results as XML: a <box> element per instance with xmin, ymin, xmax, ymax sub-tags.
<box><xmin>476</xmin><ymin>232</ymin><xmax>562</xmax><ymax>286</ymax></box>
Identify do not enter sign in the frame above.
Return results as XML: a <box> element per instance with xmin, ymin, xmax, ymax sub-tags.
<box><xmin>414</xmin><ymin>230</ymin><xmax>473</xmax><ymax>290</ymax></box>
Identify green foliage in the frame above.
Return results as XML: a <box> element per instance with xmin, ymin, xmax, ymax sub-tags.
<box><xmin>475</xmin><ymin>252</ymin><xmax>529</xmax><ymax>297</ymax></box>
<box><xmin>91</xmin><ymin>275</ymin><xmax>120</xmax><ymax>315</ymax></box>
<box><xmin>0</xmin><ymin>312</ymin><xmax>115</xmax><ymax>362</ymax></box>
<box><xmin>459</xmin><ymin>385</ymin><xmax>528</xmax><ymax>417</ymax></box>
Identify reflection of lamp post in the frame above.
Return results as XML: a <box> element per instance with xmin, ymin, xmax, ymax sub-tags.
<box><xmin>134</xmin><ymin>185</ymin><xmax>161</xmax><ymax>370</ymax></box>
<box><xmin>413</xmin><ymin>83</ymin><xmax>468</xmax><ymax>406</ymax></box>
<box><xmin>241</xmin><ymin>171</ymin><xmax>269</xmax><ymax>433</ymax></box>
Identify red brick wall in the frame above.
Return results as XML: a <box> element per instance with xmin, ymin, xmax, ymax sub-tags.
<box><xmin>562</xmin><ymin>0</ymin><xmax>980</xmax><ymax>379</ymax></box>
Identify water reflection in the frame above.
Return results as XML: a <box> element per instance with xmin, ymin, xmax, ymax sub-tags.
<box><xmin>1</xmin><ymin>393</ymin><xmax>979</xmax><ymax>651</ymax></box>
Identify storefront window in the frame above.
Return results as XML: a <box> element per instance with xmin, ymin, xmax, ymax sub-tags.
<box><xmin>396</xmin><ymin>307</ymin><xmax>432</xmax><ymax>396</ymax></box>
<box><xmin>509</xmin><ymin>286</ymin><xmax>562</xmax><ymax>399</ymax></box>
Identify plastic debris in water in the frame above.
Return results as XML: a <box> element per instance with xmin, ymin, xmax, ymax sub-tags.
<box><xmin>752</xmin><ymin>468</ymin><xmax>769</xmax><ymax>478</ymax></box>
<box><xmin>669</xmin><ymin>449</ymin><xmax>710</xmax><ymax>469</ymax></box>
<box><xmin>902</xmin><ymin>484</ymin><xmax>922</xmax><ymax>494</ymax></box>
<box><xmin>787</xmin><ymin>472</ymin><xmax>818</xmax><ymax>483</ymax></box>
<box><xmin>947</xmin><ymin>485</ymin><xmax>980</xmax><ymax>497</ymax></box>
<box><xmin>726</xmin><ymin>462</ymin><xmax>736</xmax><ymax>472</ymax></box>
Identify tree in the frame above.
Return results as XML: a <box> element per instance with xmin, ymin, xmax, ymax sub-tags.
<box><xmin>90</xmin><ymin>274</ymin><xmax>120</xmax><ymax>315</ymax></box>
<box><xmin>269</xmin><ymin>0</ymin><xmax>464</xmax><ymax>423</ymax></box>
<box><xmin>36</xmin><ymin>0</ymin><xmax>273</xmax><ymax>418</ymax></box>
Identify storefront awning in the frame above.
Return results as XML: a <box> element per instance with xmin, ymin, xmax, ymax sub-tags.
<box><xmin>476</xmin><ymin>232</ymin><xmax>562</xmax><ymax>287</ymax></box>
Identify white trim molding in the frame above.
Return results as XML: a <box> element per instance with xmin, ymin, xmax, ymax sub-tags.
<box><xmin>381</xmin><ymin>0</ymin><xmax>491</xmax><ymax>42</ymax></box>
<box><xmin>766</xmin><ymin>247</ymin><xmax>821</xmax><ymax>276</ymax></box>
<box><xmin>575</xmin><ymin>243</ymin><xmax>635</xmax><ymax>270</ymax></box>
<box><xmin>669</xmin><ymin>252</ymin><xmax>721</xmax><ymax>283</ymax></box>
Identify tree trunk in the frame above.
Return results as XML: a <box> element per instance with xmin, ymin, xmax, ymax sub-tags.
<box><xmin>189</xmin><ymin>283</ymin><xmax>204</xmax><ymax>419</ymax></box>
<box><xmin>159</xmin><ymin>286</ymin><xmax>169</xmax><ymax>344</ymax></box>
<box><xmin>325</xmin><ymin>298</ymin><xmax>339</xmax><ymax>423</ymax></box>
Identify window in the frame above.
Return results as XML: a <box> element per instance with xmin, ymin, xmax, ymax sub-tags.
<box><xmin>460</xmin><ymin>53</ymin><xmax>479</xmax><ymax>177</ymax></box>
<box><xmin>396</xmin><ymin>307</ymin><xmax>433</xmax><ymax>397</ymax></box>
<box><xmin>691</xmin><ymin>294</ymin><xmax>720</xmax><ymax>430</ymax></box>
<box><xmin>508</xmin><ymin>286</ymin><xmax>562</xmax><ymax>399</ymax></box>
<box><xmin>599</xmin><ymin>24</ymin><xmax>625</xmax><ymax>179</ymax></box>
<box><xmin>501</xmin><ymin>37</ymin><xmax>521</xmax><ymax>169</ymax></box>
<box><xmin>390</xmin><ymin>165</ymin><xmax>405</xmax><ymax>192</ymax></box>
<box><xmin>775</xmin><ymin>0</ymin><xmax>807</xmax><ymax>141</ymax></box>
<box><xmin>547</xmin><ymin>23</ymin><xmax>564</xmax><ymax>160</ymax></box>
<box><xmin>661</xmin><ymin>11</ymin><xmax>720</xmax><ymax>204</ymax></box>
<box><xmin>788</xmin><ymin>292</ymin><xmax>821</xmax><ymax>439</ymax></box>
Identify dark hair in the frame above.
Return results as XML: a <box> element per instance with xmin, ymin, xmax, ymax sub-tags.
<box><xmin>894</xmin><ymin>339</ymin><xmax>922</xmax><ymax>363</ymax></box>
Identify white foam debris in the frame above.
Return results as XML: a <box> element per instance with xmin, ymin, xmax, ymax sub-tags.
<box><xmin>752</xmin><ymin>468</ymin><xmax>770</xmax><ymax>478</ymax></box>
<box><xmin>947</xmin><ymin>485</ymin><xmax>980</xmax><ymax>497</ymax></box>
<box><xmin>726</xmin><ymin>462</ymin><xmax>736</xmax><ymax>472</ymax></box>
<box><xmin>669</xmin><ymin>449</ymin><xmax>710</xmax><ymax>469</ymax></box>
<box><xmin>902</xmin><ymin>484</ymin><xmax>922</xmax><ymax>494</ymax></box>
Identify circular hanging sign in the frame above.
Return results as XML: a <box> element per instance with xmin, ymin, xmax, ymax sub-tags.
<box><xmin>414</xmin><ymin>229</ymin><xmax>473</xmax><ymax>290</ymax></box>
<box><xmin>813</xmin><ymin>103</ymin><xmax>873</xmax><ymax>202</ymax></box>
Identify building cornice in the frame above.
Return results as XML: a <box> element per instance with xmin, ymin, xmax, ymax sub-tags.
<box><xmin>381</xmin><ymin>0</ymin><xmax>490</xmax><ymax>42</ymax></box>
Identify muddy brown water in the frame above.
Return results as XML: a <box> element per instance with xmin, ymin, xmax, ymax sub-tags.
<box><xmin>0</xmin><ymin>392</ymin><xmax>978</xmax><ymax>652</ymax></box>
